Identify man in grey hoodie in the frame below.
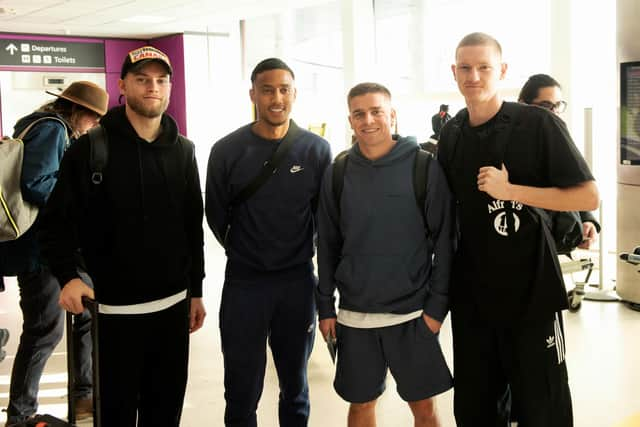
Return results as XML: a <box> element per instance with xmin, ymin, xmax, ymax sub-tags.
<box><xmin>317</xmin><ymin>82</ymin><xmax>455</xmax><ymax>427</ymax></box>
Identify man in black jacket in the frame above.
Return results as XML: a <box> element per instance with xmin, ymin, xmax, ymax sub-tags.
<box><xmin>39</xmin><ymin>46</ymin><xmax>206</xmax><ymax>426</ymax></box>
<box><xmin>431</xmin><ymin>104</ymin><xmax>451</xmax><ymax>141</ymax></box>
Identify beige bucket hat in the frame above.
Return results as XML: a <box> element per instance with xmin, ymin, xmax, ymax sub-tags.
<box><xmin>46</xmin><ymin>80</ymin><xmax>109</xmax><ymax>116</ymax></box>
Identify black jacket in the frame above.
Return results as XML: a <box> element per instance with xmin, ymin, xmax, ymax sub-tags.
<box><xmin>39</xmin><ymin>106</ymin><xmax>205</xmax><ymax>305</ymax></box>
<box><xmin>437</xmin><ymin>102</ymin><xmax>593</xmax><ymax>322</ymax></box>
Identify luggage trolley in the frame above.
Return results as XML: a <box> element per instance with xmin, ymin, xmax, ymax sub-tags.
<box><xmin>618</xmin><ymin>245</ymin><xmax>640</xmax><ymax>311</ymax></box>
<box><xmin>562</xmin><ymin>256</ymin><xmax>596</xmax><ymax>312</ymax></box>
<box><xmin>24</xmin><ymin>297</ymin><xmax>101</xmax><ymax>426</ymax></box>
<box><xmin>561</xmin><ymin>207</ymin><xmax>621</xmax><ymax>312</ymax></box>
<box><xmin>66</xmin><ymin>297</ymin><xmax>101</xmax><ymax>427</ymax></box>
<box><xmin>562</xmin><ymin>253</ymin><xmax>622</xmax><ymax>312</ymax></box>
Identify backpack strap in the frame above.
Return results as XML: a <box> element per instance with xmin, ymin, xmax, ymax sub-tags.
<box><xmin>88</xmin><ymin>125</ymin><xmax>108</xmax><ymax>185</ymax></box>
<box><xmin>413</xmin><ymin>148</ymin><xmax>432</xmax><ymax>236</ymax></box>
<box><xmin>331</xmin><ymin>150</ymin><xmax>349</xmax><ymax>218</ymax></box>
<box><xmin>232</xmin><ymin>119</ymin><xmax>301</xmax><ymax>206</ymax></box>
<box><xmin>489</xmin><ymin>102</ymin><xmax>523</xmax><ymax>236</ymax></box>
<box><xmin>490</xmin><ymin>101</ymin><xmax>522</xmax><ymax>167</ymax></box>
<box><xmin>16</xmin><ymin>116</ymin><xmax>69</xmax><ymax>147</ymax></box>
<box><xmin>439</xmin><ymin>108</ymin><xmax>468</xmax><ymax>171</ymax></box>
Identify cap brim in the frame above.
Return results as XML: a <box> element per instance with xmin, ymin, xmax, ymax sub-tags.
<box><xmin>126</xmin><ymin>58</ymin><xmax>173</xmax><ymax>76</ymax></box>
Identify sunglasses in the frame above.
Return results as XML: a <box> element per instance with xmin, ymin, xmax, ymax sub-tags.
<box><xmin>533</xmin><ymin>100</ymin><xmax>567</xmax><ymax>114</ymax></box>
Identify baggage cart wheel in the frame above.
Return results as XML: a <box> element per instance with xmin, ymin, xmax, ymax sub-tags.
<box><xmin>567</xmin><ymin>289</ymin><xmax>582</xmax><ymax>312</ymax></box>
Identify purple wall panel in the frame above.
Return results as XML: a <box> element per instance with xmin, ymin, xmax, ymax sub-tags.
<box><xmin>104</xmin><ymin>39</ymin><xmax>146</xmax><ymax>73</ymax></box>
<box><xmin>151</xmin><ymin>35</ymin><xmax>187</xmax><ymax>136</ymax></box>
<box><xmin>105</xmin><ymin>72</ymin><xmax>122</xmax><ymax>109</ymax></box>
<box><xmin>103</xmin><ymin>39</ymin><xmax>146</xmax><ymax>109</ymax></box>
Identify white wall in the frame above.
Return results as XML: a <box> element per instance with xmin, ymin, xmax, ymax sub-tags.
<box><xmin>183</xmin><ymin>31</ymin><xmax>248</xmax><ymax>185</ymax></box>
<box><xmin>0</xmin><ymin>72</ymin><xmax>106</xmax><ymax>137</ymax></box>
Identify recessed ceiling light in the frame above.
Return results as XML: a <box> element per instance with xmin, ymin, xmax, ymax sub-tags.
<box><xmin>120</xmin><ymin>15</ymin><xmax>171</xmax><ymax>24</ymax></box>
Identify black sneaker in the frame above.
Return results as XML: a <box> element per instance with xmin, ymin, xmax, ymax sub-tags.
<box><xmin>4</xmin><ymin>414</ymin><xmax>35</xmax><ymax>427</ymax></box>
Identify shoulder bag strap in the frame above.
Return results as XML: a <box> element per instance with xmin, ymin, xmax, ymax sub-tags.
<box><xmin>231</xmin><ymin>119</ymin><xmax>301</xmax><ymax>206</ymax></box>
<box><xmin>490</xmin><ymin>101</ymin><xmax>521</xmax><ymax>167</ymax></box>
<box><xmin>491</xmin><ymin>102</ymin><xmax>524</xmax><ymax>236</ymax></box>
<box><xmin>16</xmin><ymin>116</ymin><xmax>70</xmax><ymax>147</ymax></box>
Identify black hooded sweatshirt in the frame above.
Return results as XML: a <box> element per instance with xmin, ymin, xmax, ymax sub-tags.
<box><xmin>39</xmin><ymin>106</ymin><xmax>205</xmax><ymax>305</ymax></box>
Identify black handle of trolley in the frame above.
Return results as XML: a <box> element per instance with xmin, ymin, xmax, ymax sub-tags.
<box><xmin>66</xmin><ymin>296</ymin><xmax>102</xmax><ymax>427</ymax></box>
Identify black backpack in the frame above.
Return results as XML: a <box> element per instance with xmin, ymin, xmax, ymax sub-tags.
<box><xmin>441</xmin><ymin>103</ymin><xmax>583</xmax><ymax>254</ymax></box>
<box><xmin>331</xmin><ymin>146</ymin><xmax>432</xmax><ymax>235</ymax></box>
<box><xmin>88</xmin><ymin>125</ymin><xmax>108</xmax><ymax>185</ymax></box>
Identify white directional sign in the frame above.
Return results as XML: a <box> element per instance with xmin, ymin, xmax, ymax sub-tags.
<box><xmin>0</xmin><ymin>39</ymin><xmax>105</xmax><ymax>69</ymax></box>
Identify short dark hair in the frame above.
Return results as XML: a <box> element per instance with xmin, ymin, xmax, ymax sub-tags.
<box><xmin>439</xmin><ymin>104</ymin><xmax>449</xmax><ymax>112</ymax></box>
<box><xmin>250</xmin><ymin>58</ymin><xmax>295</xmax><ymax>83</ymax></box>
<box><xmin>347</xmin><ymin>82</ymin><xmax>391</xmax><ymax>106</ymax></box>
<box><xmin>518</xmin><ymin>74</ymin><xmax>562</xmax><ymax>104</ymax></box>
<box><xmin>456</xmin><ymin>32</ymin><xmax>502</xmax><ymax>59</ymax></box>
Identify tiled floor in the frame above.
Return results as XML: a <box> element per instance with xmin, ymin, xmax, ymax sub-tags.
<box><xmin>1</xmin><ymin>234</ymin><xmax>639</xmax><ymax>426</ymax></box>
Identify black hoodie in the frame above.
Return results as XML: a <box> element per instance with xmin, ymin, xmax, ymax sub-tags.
<box><xmin>39</xmin><ymin>106</ymin><xmax>205</xmax><ymax>305</ymax></box>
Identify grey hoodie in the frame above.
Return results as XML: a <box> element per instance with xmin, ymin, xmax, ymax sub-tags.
<box><xmin>316</xmin><ymin>136</ymin><xmax>455</xmax><ymax>322</ymax></box>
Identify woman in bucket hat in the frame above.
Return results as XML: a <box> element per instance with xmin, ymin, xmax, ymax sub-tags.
<box><xmin>1</xmin><ymin>80</ymin><xmax>108</xmax><ymax>426</ymax></box>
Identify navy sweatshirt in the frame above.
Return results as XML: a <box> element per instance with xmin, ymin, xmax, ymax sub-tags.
<box><xmin>205</xmin><ymin>120</ymin><xmax>332</xmax><ymax>283</ymax></box>
<box><xmin>316</xmin><ymin>137</ymin><xmax>455</xmax><ymax>322</ymax></box>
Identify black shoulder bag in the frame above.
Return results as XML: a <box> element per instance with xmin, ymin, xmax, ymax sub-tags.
<box><xmin>231</xmin><ymin>120</ymin><xmax>301</xmax><ymax>206</ymax></box>
<box><xmin>492</xmin><ymin>103</ymin><xmax>583</xmax><ymax>255</ymax></box>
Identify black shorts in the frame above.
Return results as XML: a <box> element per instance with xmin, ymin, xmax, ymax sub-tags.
<box><xmin>334</xmin><ymin>317</ymin><xmax>453</xmax><ymax>403</ymax></box>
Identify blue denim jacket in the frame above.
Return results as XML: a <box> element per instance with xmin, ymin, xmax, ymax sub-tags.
<box><xmin>0</xmin><ymin>112</ymin><xmax>69</xmax><ymax>276</ymax></box>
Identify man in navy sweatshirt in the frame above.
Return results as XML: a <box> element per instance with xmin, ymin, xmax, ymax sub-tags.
<box><xmin>317</xmin><ymin>82</ymin><xmax>455</xmax><ymax>427</ymax></box>
<box><xmin>205</xmin><ymin>58</ymin><xmax>332</xmax><ymax>427</ymax></box>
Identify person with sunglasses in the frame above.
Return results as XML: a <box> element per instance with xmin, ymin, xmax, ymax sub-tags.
<box><xmin>519</xmin><ymin>73</ymin><xmax>601</xmax><ymax>249</ymax></box>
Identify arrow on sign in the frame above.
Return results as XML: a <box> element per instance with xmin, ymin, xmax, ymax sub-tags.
<box><xmin>5</xmin><ymin>44</ymin><xmax>18</xmax><ymax>55</ymax></box>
